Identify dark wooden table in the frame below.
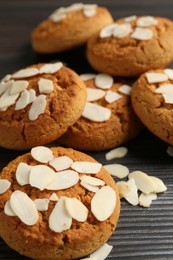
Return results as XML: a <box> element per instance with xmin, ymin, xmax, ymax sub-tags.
<box><xmin>1</xmin><ymin>0</ymin><xmax>173</xmax><ymax>259</ymax></box>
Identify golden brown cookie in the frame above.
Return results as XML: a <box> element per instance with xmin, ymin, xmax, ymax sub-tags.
<box><xmin>0</xmin><ymin>62</ymin><xmax>86</xmax><ymax>150</ymax></box>
<box><xmin>87</xmin><ymin>16</ymin><xmax>173</xmax><ymax>77</ymax></box>
<box><xmin>59</xmin><ymin>73</ymin><xmax>142</xmax><ymax>151</ymax></box>
<box><xmin>0</xmin><ymin>146</ymin><xmax>120</xmax><ymax>259</ymax></box>
<box><xmin>131</xmin><ymin>68</ymin><xmax>173</xmax><ymax>144</ymax></box>
<box><xmin>31</xmin><ymin>3</ymin><xmax>113</xmax><ymax>53</ymax></box>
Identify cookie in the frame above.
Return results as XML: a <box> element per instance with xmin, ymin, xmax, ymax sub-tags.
<box><xmin>87</xmin><ymin>16</ymin><xmax>173</xmax><ymax>77</ymax></box>
<box><xmin>58</xmin><ymin>73</ymin><xmax>142</xmax><ymax>151</ymax></box>
<box><xmin>0</xmin><ymin>62</ymin><xmax>86</xmax><ymax>150</ymax></box>
<box><xmin>31</xmin><ymin>3</ymin><xmax>113</xmax><ymax>54</ymax></box>
<box><xmin>0</xmin><ymin>146</ymin><xmax>120</xmax><ymax>259</ymax></box>
<box><xmin>131</xmin><ymin>68</ymin><xmax>173</xmax><ymax>145</ymax></box>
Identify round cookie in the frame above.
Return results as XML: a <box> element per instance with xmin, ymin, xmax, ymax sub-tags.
<box><xmin>31</xmin><ymin>3</ymin><xmax>113</xmax><ymax>54</ymax></box>
<box><xmin>0</xmin><ymin>146</ymin><xmax>120</xmax><ymax>259</ymax></box>
<box><xmin>131</xmin><ymin>68</ymin><xmax>173</xmax><ymax>145</ymax></box>
<box><xmin>0</xmin><ymin>62</ymin><xmax>86</xmax><ymax>150</ymax></box>
<box><xmin>87</xmin><ymin>16</ymin><xmax>173</xmax><ymax>77</ymax></box>
<box><xmin>58</xmin><ymin>73</ymin><xmax>142</xmax><ymax>151</ymax></box>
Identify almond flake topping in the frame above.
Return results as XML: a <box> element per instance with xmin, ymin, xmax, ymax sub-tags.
<box><xmin>155</xmin><ymin>84</ymin><xmax>173</xmax><ymax>104</ymax></box>
<box><xmin>12</xmin><ymin>68</ymin><xmax>39</xmax><ymax>79</ymax></box>
<box><xmin>71</xmin><ymin>161</ymin><xmax>102</xmax><ymax>174</ymax></box>
<box><xmin>29</xmin><ymin>94</ymin><xmax>47</xmax><ymax>120</ymax></box>
<box><xmin>95</xmin><ymin>73</ymin><xmax>113</xmax><ymax>89</ymax></box>
<box><xmin>38</xmin><ymin>78</ymin><xmax>54</xmax><ymax>94</ymax></box>
<box><xmin>80</xmin><ymin>175</ymin><xmax>105</xmax><ymax>186</ymax></box>
<box><xmin>15</xmin><ymin>89</ymin><xmax>30</xmax><ymax>110</ymax></box>
<box><xmin>105</xmin><ymin>146</ymin><xmax>128</xmax><ymax>160</ymax></box>
<box><xmin>28</xmin><ymin>89</ymin><xmax>36</xmax><ymax>103</ymax></box>
<box><xmin>10</xmin><ymin>190</ymin><xmax>39</xmax><ymax>225</ymax></box>
<box><xmin>16</xmin><ymin>162</ymin><xmax>32</xmax><ymax>186</ymax></box>
<box><xmin>65</xmin><ymin>197</ymin><xmax>88</xmax><ymax>222</ymax></box>
<box><xmin>83</xmin><ymin>7</ymin><xmax>96</xmax><ymax>17</ymax></box>
<box><xmin>49</xmin><ymin>193</ymin><xmax>59</xmax><ymax>201</ymax></box>
<box><xmin>82</xmin><ymin>102</ymin><xmax>111</xmax><ymax>122</ymax></box>
<box><xmin>39</xmin><ymin>62</ymin><xmax>63</xmax><ymax>74</ymax></box>
<box><xmin>49</xmin><ymin>156</ymin><xmax>73</xmax><ymax>171</ymax></box>
<box><xmin>100</xmin><ymin>24</ymin><xmax>118</xmax><ymax>38</ymax></box>
<box><xmin>50</xmin><ymin>12</ymin><xmax>66</xmax><ymax>22</ymax></box>
<box><xmin>86</xmin><ymin>88</ymin><xmax>105</xmax><ymax>102</ymax></box>
<box><xmin>0</xmin><ymin>85</ymin><xmax>19</xmax><ymax>110</ymax></box>
<box><xmin>10</xmin><ymin>80</ymin><xmax>29</xmax><ymax>95</ymax></box>
<box><xmin>121</xmin><ymin>178</ymin><xmax>139</xmax><ymax>206</ymax></box>
<box><xmin>104</xmin><ymin>164</ymin><xmax>129</xmax><ymax>179</ymax></box>
<box><xmin>80</xmin><ymin>181</ymin><xmax>99</xmax><ymax>193</ymax></box>
<box><xmin>164</xmin><ymin>69</ymin><xmax>173</xmax><ymax>80</ymax></box>
<box><xmin>113</xmin><ymin>23</ymin><xmax>132</xmax><ymax>38</ymax></box>
<box><xmin>137</xmin><ymin>16</ymin><xmax>158</xmax><ymax>27</ymax></box>
<box><xmin>49</xmin><ymin>196</ymin><xmax>72</xmax><ymax>233</ymax></box>
<box><xmin>34</xmin><ymin>198</ymin><xmax>49</xmax><ymax>211</ymax></box>
<box><xmin>86</xmin><ymin>243</ymin><xmax>113</xmax><ymax>260</ymax></box>
<box><xmin>105</xmin><ymin>90</ymin><xmax>122</xmax><ymax>103</ymax></box>
<box><xmin>118</xmin><ymin>84</ymin><xmax>131</xmax><ymax>95</ymax></box>
<box><xmin>116</xmin><ymin>181</ymin><xmax>129</xmax><ymax>199</ymax></box>
<box><xmin>0</xmin><ymin>179</ymin><xmax>11</xmax><ymax>194</ymax></box>
<box><xmin>146</xmin><ymin>72</ymin><xmax>168</xmax><ymax>83</ymax></box>
<box><xmin>131</xmin><ymin>27</ymin><xmax>153</xmax><ymax>40</ymax></box>
<box><xmin>150</xmin><ymin>176</ymin><xmax>167</xmax><ymax>193</ymax></box>
<box><xmin>29</xmin><ymin>165</ymin><xmax>56</xmax><ymax>191</ymax></box>
<box><xmin>1</xmin><ymin>74</ymin><xmax>12</xmax><ymax>82</ymax></box>
<box><xmin>4</xmin><ymin>201</ymin><xmax>16</xmax><ymax>216</ymax></box>
<box><xmin>139</xmin><ymin>192</ymin><xmax>157</xmax><ymax>208</ymax></box>
<box><xmin>31</xmin><ymin>146</ymin><xmax>54</xmax><ymax>163</ymax></box>
<box><xmin>80</xmin><ymin>73</ymin><xmax>96</xmax><ymax>81</ymax></box>
<box><xmin>46</xmin><ymin>170</ymin><xmax>79</xmax><ymax>190</ymax></box>
<box><xmin>0</xmin><ymin>81</ymin><xmax>12</xmax><ymax>96</ymax></box>
<box><xmin>124</xmin><ymin>15</ymin><xmax>137</xmax><ymax>22</ymax></box>
<box><xmin>91</xmin><ymin>186</ymin><xmax>116</xmax><ymax>221</ymax></box>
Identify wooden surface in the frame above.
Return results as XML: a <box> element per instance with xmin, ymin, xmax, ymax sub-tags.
<box><xmin>1</xmin><ymin>0</ymin><xmax>173</xmax><ymax>259</ymax></box>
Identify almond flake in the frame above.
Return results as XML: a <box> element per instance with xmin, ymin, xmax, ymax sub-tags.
<box><xmin>167</xmin><ymin>145</ymin><xmax>173</xmax><ymax>156</ymax></box>
<box><xmin>80</xmin><ymin>175</ymin><xmax>105</xmax><ymax>186</ymax></box>
<box><xmin>16</xmin><ymin>162</ymin><xmax>32</xmax><ymax>186</ymax></box>
<box><xmin>49</xmin><ymin>196</ymin><xmax>72</xmax><ymax>233</ymax></box>
<box><xmin>82</xmin><ymin>102</ymin><xmax>111</xmax><ymax>122</ymax></box>
<box><xmin>31</xmin><ymin>146</ymin><xmax>54</xmax><ymax>163</ymax></box>
<box><xmin>34</xmin><ymin>198</ymin><xmax>49</xmax><ymax>211</ymax></box>
<box><xmin>50</xmin><ymin>12</ymin><xmax>67</xmax><ymax>22</ymax></box>
<box><xmin>29</xmin><ymin>94</ymin><xmax>47</xmax><ymax>120</ymax></box>
<box><xmin>105</xmin><ymin>147</ymin><xmax>128</xmax><ymax>160</ymax></box>
<box><xmin>137</xmin><ymin>16</ymin><xmax>158</xmax><ymax>27</ymax></box>
<box><xmin>65</xmin><ymin>197</ymin><xmax>88</xmax><ymax>222</ymax></box>
<box><xmin>28</xmin><ymin>89</ymin><xmax>36</xmax><ymax>103</ymax></box>
<box><xmin>100</xmin><ymin>24</ymin><xmax>118</xmax><ymax>38</ymax></box>
<box><xmin>15</xmin><ymin>89</ymin><xmax>30</xmax><ymax>110</ymax></box>
<box><xmin>116</xmin><ymin>181</ymin><xmax>129</xmax><ymax>198</ymax></box>
<box><xmin>10</xmin><ymin>80</ymin><xmax>29</xmax><ymax>95</ymax></box>
<box><xmin>113</xmin><ymin>23</ymin><xmax>132</xmax><ymax>38</ymax></box>
<box><xmin>86</xmin><ymin>88</ymin><xmax>105</xmax><ymax>102</ymax></box>
<box><xmin>87</xmin><ymin>243</ymin><xmax>113</xmax><ymax>260</ymax></box>
<box><xmin>164</xmin><ymin>69</ymin><xmax>173</xmax><ymax>80</ymax></box>
<box><xmin>145</xmin><ymin>72</ymin><xmax>168</xmax><ymax>83</ymax></box>
<box><xmin>0</xmin><ymin>179</ymin><xmax>11</xmax><ymax>194</ymax></box>
<box><xmin>83</xmin><ymin>8</ymin><xmax>96</xmax><ymax>17</ymax></box>
<box><xmin>12</xmin><ymin>68</ymin><xmax>39</xmax><ymax>79</ymax></box>
<box><xmin>162</xmin><ymin>92</ymin><xmax>173</xmax><ymax>104</ymax></box>
<box><xmin>4</xmin><ymin>200</ymin><xmax>16</xmax><ymax>216</ymax></box>
<box><xmin>71</xmin><ymin>161</ymin><xmax>102</xmax><ymax>174</ymax></box>
<box><xmin>49</xmin><ymin>156</ymin><xmax>73</xmax><ymax>171</ymax></box>
<box><xmin>46</xmin><ymin>170</ymin><xmax>79</xmax><ymax>190</ymax></box>
<box><xmin>150</xmin><ymin>176</ymin><xmax>167</xmax><ymax>193</ymax></box>
<box><xmin>91</xmin><ymin>186</ymin><xmax>116</xmax><ymax>221</ymax></box>
<box><xmin>10</xmin><ymin>190</ymin><xmax>39</xmax><ymax>225</ymax></box>
<box><xmin>0</xmin><ymin>85</ymin><xmax>19</xmax><ymax>110</ymax></box>
<box><xmin>29</xmin><ymin>165</ymin><xmax>56</xmax><ymax>191</ymax></box>
<box><xmin>155</xmin><ymin>84</ymin><xmax>173</xmax><ymax>94</ymax></box>
<box><xmin>80</xmin><ymin>181</ymin><xmax>99</xmax><ymax>192</ymax></box>
<box><xmin>131</xmin><ymin>27</ymin><xmax>153</xmax><ymax>40</ymax></box>
<box><xmin>39</xmin><ymin>62</ymin><xmax>63</xmax><ymax>74</ymax></box>
<box><xmin>0</xmin><ymin>81</ymin><xmax>11</xmax><ymax>96</ymax></box>
<box><xmin>95</xmin><ymin>73</ymin><xmax>113</xmax><ymax>89</ymax></box>
<box><xmin>1</xmin><ymin>74</ymin><xmax>12</xmax><ymax>82</ymax></box>
<box><xmin>122</xmin><ymin>178</ymin><xmax>139</xmax><ymax>206</ymax></box>
<box><xmin>49</xmin><ymin>193</ymin><xmax>59</xmax><ymax>201</ymax></box>
<box><xmin>104</xmin><ymin>164</ymin><xmax>129</xmax><ymax>179</ymax></box>
<box><xmin>38</xmin><ymin>78</ymin><xmax>54</xmax><ymax>94</ymax></box>
<box><xmin>124</xmin><ymin>15</ymin><xmax>137</xmax><ymax>22</ymax></box>
<box><xmin>105</xmin><ymin>90</ymin><xmax>122</xmax><ymax>103</ymax></box>
<box><xmin>139</xmin><ymin>192</ymin><xmax>157</xmax><ymax>208</ymax></box>
<box><xmin>80</xmin><ymin>73</ymin><xmax>96</xmax><ymax>81</ymax></box>
<box><xmin>118</xmin><ymin>84</ymin><xmax>131</xmax><ymax>95</ymax></box>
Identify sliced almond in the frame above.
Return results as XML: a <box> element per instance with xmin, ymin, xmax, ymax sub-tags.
<box><xmin>80</xmin><ymin>73</ymin><xmax>96</xmax><ymax>81</ymax></box>
<box><xmin>15</xmin><ymin>89</ymin><xmax>30</xmax><ymax>110</ymax></box>
<box><xmin>49</xmin><ymin>193</ymin><xmax>59</xmax><ymax>201</ymax></box>
<box><xmin>155</xmin><ymin>84</ymin><xmax>173</xmax><ymax>94</ymax></box>
<box><xmin>88</xmin><ymin>243</ymin><xmax>113</xmax><ymax>260</ymax></box>
<box><xmin>10</xmin><ymin>80</ymin><xmax>29</xmax><ymax>95</ymax></box>
<box><xmin>164</xmin><ymin>68</ymin><xmax>173</xmax><ymax>80</ymax></box>
<box><xmin>124</xmin><ymin>15</ymin><xmax>137</xmax><ymax>22</ymax></box>
<box><xmin>0</xmin><ymin>179</ymin><xmax>11</xmax><ymax>194</ymax></box>
<box><xmin>0</xmin><ymin>86</ymin><xmax>19</xmax><ymax>110</ymax></box>
<box><xmin>28</xmin><ymin>89</ymin><xmax>36</xmax><ymax>103</ymax></box>
<box><xmin>80</xmin><ymin>175</ymin><xmax>105</xmax><ymax>186</ymax></box>
<box><xmin>49</xmin><ymin>156</ymin><xmax>73</xmax><ymax>171</ymax></box>
<box><xmin>139</xmin><ymin>192</ymin><xmax>157</xmax><ymax>208</ymax></box>
<box><xmin>39</xmin><ymin>62</ymin><xmax>63</xmax><ymax>74</ymax></box>
<box><xmin>16</xmin><ymin>162</ymin><xmax>32</xmax><ymax>186</ymax></box>
<box><xmin>162</xmin><ymin>92</ymin><xmax>173</xmax><ymax>104</ymax></box>
<box><xmin>12</xmin><ymin>68</ymin><xmax>39</xmax><ymax>79</ymax></box>
<box><xmin>105</xmin><ymin>147</ymin><xmax>128</xmax><ymax>160</ymax></box>
<box><xmin>46</xmin><ymin>170</ymin><xmax>79</xmax><ymax>190</ymax></box>
<box><xmin>29</xmin><ymin>94</ymin><xmax>47</xmax><ymax>121</ymax></box>
<box><xmin>65</xmin><ymin>197</ymin><xmax>88</xmax><ymax>222</ymax></box>
<box><xmin>145</xmin><ymin>72</ymin><xmax>168</xmax><ymax>83</ymax></box>
<box><xmin>86</xmin><ymin>88</ymin><xmax>105</xmax><ymax>102</ymax></box>
<box><xmin>34</xmin><ymin>198</ymin><xmax>49</xmax><ymax>211</ymax></box>
<box><xmin>104</xmin><ymin>164</ymin><xmax>129</xmax><ymax>179</ymax></box>
<box><xmin>4</xmin><ymin>200</ymin><xmax>16</xmax><ymax>216</ymax></box>
<box><xmin>113</xmin><ymin>23</ymin><xmax>132</xmax><ymax>38</ymax></box>
<box><xmin>91</xmin><ymin>186</ymin><xmax>116</xmax><ymax>221</ymax></box>
<box><xmin>31</xmin><ymin>146</ymin><xmax>54</xmax><ymax>163</ymax></box>
<box><xmin>137</xmin><ymin>16</ymin><xmax>158</xmax><ymax>27</ymax></box>
<box><xmin>83</xmin><ymin>7</ymin><xmax>96</xmax><ymax>17</ymax></box>
<box><xmin>38</xmin><ymin>78</ymin><xmax>54</xmax><ymax>94</ymax></box>
<box><xmin>71</xmin><ymin>161</ymin><xmax>102</xmax><ymax>174</ymax></box>
<box><xmin>80</xmin><ymin>181</ymin><xmax>99</xmax><ymax>192</ymax></box>
<box><xmin>50</xmin><ymin>12</ymin><xmax>66</xmax><ymax>22</ymax></box>
<box><xmin>105</xmin><ymin>90</ymin><xmax>122</xmax><ymax>103</ymax></box>
<box><xmin>118</xmin><ymin>84</ymin><xmax>131</xmax><ymax>95</ymax></box>
<box><xmin>95</xmin><ymin>73</ymin><xmax>113</xmax><ymax>89</ymax></box>
<box><xmin>150</xmin><ymin>176</ymin><xmax>167</xmax><ymax>193</ymax></box>
<box><xmin>116</xmin><ymin>181</ymin><xmax>129</xmax><ymax>198</ymax></box>
<box><xmin>82</xmin><ymin>102</ymin><xmax>111</xmax><ymax>122</ymax></box>
<box><xmin>49</xmin><ymin>196</ymin><xmax>72</xmax><ymax>232</ymax></box>
<box><xmin>10</xmin><ymin>190</ymin><xmax>38</xmax><ymax>225</ymax></box>
<box><xmin>123</xmin><ymin>178</ymin><xmax>139</xmax><ymax>206</ymax></box>
<box><xmin>0</xmin><ymin>81</ymin><xmax>11</xmax><ymax>96</ymax></box>
<box><xmin>100</xmin><ymin>24</ymin><xmax>118</xmax><ymax>38</ymax></box>
<box><xmin>131</xmin><ymin>27</ymin><xmax>153</xmax><ymax>40</ymax></box>
<box><xmin>29</xmin><ymin>165</ymin><xmax>56</xmax><ymax>191</ymax></box>
<box><xmin>1</xmin><ymin>74</ymin><xmax>12</xmax><ymax>82</ymax></box>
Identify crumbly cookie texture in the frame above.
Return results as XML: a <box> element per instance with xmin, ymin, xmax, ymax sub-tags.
<box><xmin>59</xmin><ymin>73</ymin><xmax>142</xmax><ymax>151</ymax></box>
<box><xmin>0</xmin><ymin>63</ymin><xmax>86</xmax><ymax>150</ymax></box>
<box><xmin>31</xmin><ymin>3</ymin><xmax>113</xmax><ymax>53</ymax></box>
<box><xmin>131</xmin><ymin>68</ymin><xmax>173</xmax><ymax>145</ymax></box>
<box><xmin>0</xmin><ymin>146</ymin><xmax>120</xmax><ymax>260</ymax></box>
<box><xmin>87</xmin><ymin>16</ymin><xmax>173</xmax><ymax>77</ymax></box>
